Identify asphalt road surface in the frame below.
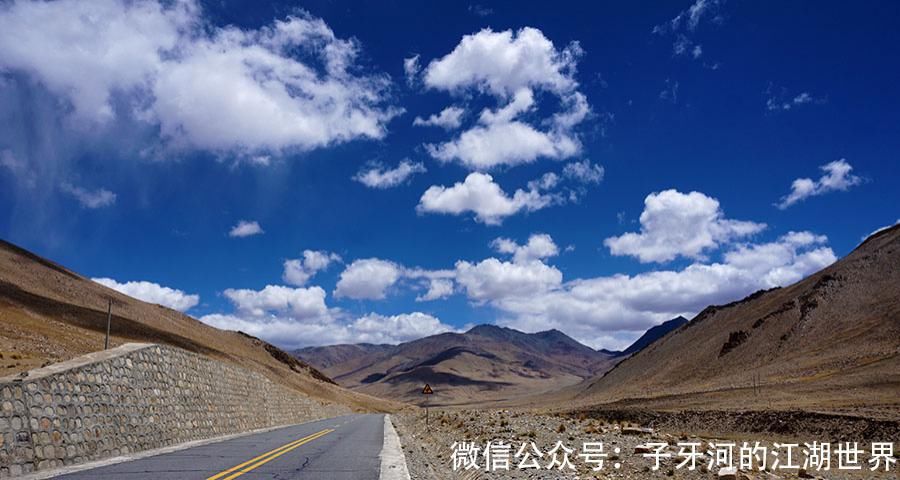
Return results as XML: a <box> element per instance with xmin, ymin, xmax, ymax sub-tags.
<box><xmin>57</xmin><ymin>414</ymin><xmax>386</xmax><ymax>480</ymax></box>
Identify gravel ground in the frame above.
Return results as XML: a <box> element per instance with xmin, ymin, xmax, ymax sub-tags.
<box><xmin>392</xmin><ymin>408</ymin><xmax>898</xmax><ymax>480</ymax></box>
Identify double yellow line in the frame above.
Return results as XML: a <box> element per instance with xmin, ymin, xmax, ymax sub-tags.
<box><xmin>206</xmin><ymin>428</ymin><xmax>334</xmax><ymax>480</ymax></box>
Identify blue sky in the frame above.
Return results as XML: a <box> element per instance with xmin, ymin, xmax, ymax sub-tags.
<box><xmin>1</xmin><ymin>0</ymin><xmax>898</xmax><ymax>350</ymax></box>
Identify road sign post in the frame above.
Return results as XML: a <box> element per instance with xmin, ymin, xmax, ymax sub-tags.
<box><xmin>104</xmin><ymin>299</ymin><xmax>112</xmax><ymax>350</ymax></box>
<box><xmin>421</xmin><ymin>383</ymin><xmax>434</xmax><ymax>426</ymax></box>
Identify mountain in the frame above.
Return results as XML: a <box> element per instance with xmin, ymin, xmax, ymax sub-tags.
<box><xmin>575</xmin><ymin>224</ymin><xmax>900</xmax><ymax>419</ymax></box>
<box><xmin>0</xmin><ymin>239</ymin><xmax>396</xmax><ymax>412</ymax></box>
<box><xmin>294</xmin><ymin>343</ymin><xmax>393</xmax><ymax>371</ymax></box>
<box><xmin>619</xmin><ymin>316</ymin><xmax>689</xmax><ymax>357</ymax></box>
<box><xmin>295</xmin><ymin>324</ymin><xmax>621</xmax><ymax>405</ymax></box>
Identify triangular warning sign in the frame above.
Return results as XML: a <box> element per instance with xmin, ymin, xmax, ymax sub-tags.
<box><xmin>422</xmin><ymin>383</ymin><xmax>434</xmax><ymax>395</ymax></box>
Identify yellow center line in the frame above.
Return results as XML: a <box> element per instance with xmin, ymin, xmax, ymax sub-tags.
<box><xmin>206</xmin><ymin>428</ymin><xmax>334</xmax><ymax>480</ymax></box>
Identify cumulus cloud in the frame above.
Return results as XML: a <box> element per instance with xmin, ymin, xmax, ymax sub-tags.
<box><xmin>334</xmin><ymin>258</ymin><xmax>403</xmax><ymax>299</ymax></box>
<box><xmin>776</xmin><ymin>159</ymin><xmax>862</xmax><ymax>209</ymax></box>
<box><xmin>349</xmin><ymin>312</ymin><xmax>456</xmax><ymax>344</ymax></box>
<box><xmin>93</xmin><ymin>277</ymin><xmax>199</xmax><ymax>311</ymax></box>
<box><xmin>419</xmin><ymin>27</ymin><xmax>589</xmax><ymax>170</ymax></box>
<box><xmin>353</xmin><ymin>160</ymin><xmax>426</xmax><ymax>189</ymax></box>
<box><xmin>604</xmin><ymin>189</ymin><xmax>766</xmax><ymax>263</ymax></box>
<box><xmin>416</xmin><ymin>278</ymin><xmax>455</xmax><ymax>301</ymax></box>
<box><xmin>417</xmin><ymin>172</ymin><xmax>553</xmax><ymax>225</ymax></box>
<box><xmin>451</xmin><ymin>231</ymin><xmax>835</xmax><ymax>349</ymax></box>
<box><xmin>60</xmin><ymin>183</ymin><xmax>117</xmax><ymax>209</ymax></box>
<box><xmin>223</xmin><ymin>284</ymin><xmax>331</xmax><ymax>319</ymax></box>
<box><xmin>229</xmin><ymin>220</ymin><xmax>264</xmax><ymax>238</ymax></box>
<box><xmin>426</xmin><ymin>118</ymin><xmax>581</xmax><ymax>170</ymax></box>
<box><xmin>201</xmin><ymin>309</ymin><xmax>456</xmax><ymax>348</ymax></box>
<box><xmin>282</xmin><ymin>250</ymin><xmax>341</xmax><ymax>286</ymax></box>
<box><xmin>455</xmin><ymin>257</ymin><xmax>563</xmax><ymax>303</ymax></box>
<box><xmin>413</xmin><ymin>106</ymin><xmax>465</xmax><ymax>129</ymax></box>
<box><xmin>200</xmin><ymin>280</ymin><xmax>455</xmax><ymax>347</ymax></box>
<box><xmin>0</xmin><ymin>0</ymin><xmax>397</xmax><ymax>156</ymax></box>
<box><xmin>491</xmin><ymin>233</ymin><xmax>559</xmax><ymax>263</ymax></box>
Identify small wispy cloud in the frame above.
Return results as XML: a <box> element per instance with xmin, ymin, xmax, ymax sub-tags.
<box><xmin>766</xmin><ymin>84</ymin><xmax>827</xmax><ymax>111</ymax></box>
<box><xmin>776</xmin><ymin>159</ymin><xmax>863</xmax><ymax>209</ymax></box>
<box><xmin>60</xmin><ymin>183</ymin><xmax>116</xmax><ymax>209</ymax></box>
<box><xmin>229</xmin><ymin>220</ymin><xmax>264</xmax><ymax>238</ymax></box>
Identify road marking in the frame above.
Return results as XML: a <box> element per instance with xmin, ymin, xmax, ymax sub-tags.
<box><xmin>206</xmin><ymin>428</ymin><xmax>333</xmax><ymax>480</ymax></box>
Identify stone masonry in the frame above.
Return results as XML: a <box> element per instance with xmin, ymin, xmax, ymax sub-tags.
<box><xmin>0</xmin><ymin>343</ymin><xmax>347</xmax><ymax>478</ymax></box>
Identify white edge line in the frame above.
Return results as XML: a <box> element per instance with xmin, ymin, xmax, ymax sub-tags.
<box><xmin>379</xmin><ymin>414</ymin><xmax>412</xmax><ymax>480</ymax></box>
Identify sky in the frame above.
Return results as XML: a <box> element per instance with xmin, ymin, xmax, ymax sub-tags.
<box><xmin>1</xmin><ymin>0</ymin><xmax>898</xmax><ymax>351</ymax></box>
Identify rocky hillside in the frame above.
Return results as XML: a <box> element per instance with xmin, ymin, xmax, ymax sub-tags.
<box><xmin>297</xmin><ymin>324</ymin><xmax>621</xmax><ymax>406</ymax></box>
<box><xmin>577</xmin><ymin>225</ymin><xmax>900</xmax><ymax>419</ymax></box>
<box><xmin>612</xmin><ymin>316</ymin><xmax>689</xmax><ymax>357</ymax></box>
<box><xmin>0</xmin><ymin>239</ymin><xmax>397</xmax><ymax>412</ymax></box>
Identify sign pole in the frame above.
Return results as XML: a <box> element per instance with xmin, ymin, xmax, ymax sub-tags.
<box><xmin>421</xmin><ymin>383</ymin><xmax>434</xmax><ymax>427</ymax></box>
<box><xmin>104</xmin><ymin>299</ymin><xmax>112</xmax><ymax>350</ymax></box>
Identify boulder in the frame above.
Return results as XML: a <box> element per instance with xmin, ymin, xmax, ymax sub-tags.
<box><xmin>718</xmin><ymin>466</ymin><xmax>738</xmax><ymax>480</ymax></box>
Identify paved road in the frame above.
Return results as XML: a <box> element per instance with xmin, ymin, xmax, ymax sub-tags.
<box><xmin>57</xmin><ymin>414</ymin><xmax>385</xmax><ymax>480</ymax></box>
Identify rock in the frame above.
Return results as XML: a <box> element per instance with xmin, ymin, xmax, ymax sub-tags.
<box><xmin>798</xmin><ymin>468</ymin><xmax>814</xmax><ymax>478</ymax></box>
<box><xmin>622</xmin><ymin>426</ymin><xmax>654</xmax><ymax>435</ymax></box>
<box><xmin>718</xmin><ymin>466</ymin><xmax>738</xmax><ymax>479</ymax></box>
<box><xmin>634</xmin><ymin>444</ymin><xmax>652</xmax><ymax>454</ymax></box>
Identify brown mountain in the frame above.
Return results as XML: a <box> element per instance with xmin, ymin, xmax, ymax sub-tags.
<box><xmin>295</xmin><ymin>324</ymin><xmax>621</xmax><ymax>406</ymax></box>
<box><xmin>0</xmin><ymin>239</ymin><xmax>396</xmax><ymax>412</ymax></box>
<box><xmin>294</xmin><ymin>343</ymin><xmax>394</xmax><ymax>371</ymax></box>
<box><xmin>619</xmin><ymin>316</ymin><xmax>689</xmax><ymax>357</ymax></box>
<box><xmin>574</xmin><ymin>224</ymin><xmax>900</xmax><ymax>419</ymax></box>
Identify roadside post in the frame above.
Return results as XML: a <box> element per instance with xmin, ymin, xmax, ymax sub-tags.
<box><xmin>104</xmin><ymin>299</ymin><xmax>112</xmax><ymax>350</ymax></box>
<box><xmin>422</xmin><ymin>383</ymin><xmax>434</xmax><ymax>426</ymax></box>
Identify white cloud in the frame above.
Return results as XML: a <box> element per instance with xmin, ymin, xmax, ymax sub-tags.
<box><xmin>422</xmin><ymin>27</ymin><xmax>580</xmax><ymax>96</ymax></box>
<box><xmin>353</xmin><ymin>160</ymin><xmax>426</xmax><ymax>189</ymax></box>
<box><xmin>562</xmin><ymin>159</ymin><xmax>604</xmax><ymax>184</ymax></box>
<box><xmin>229</xmin><ymin>220</ymin><xmax>264</xmax><ymax>238</ymax></box>
<box><xmin>60</xmin><ymin>183</ymin><xmax>117</xmax><ymax>209</ymax></box>
<box><xmin>455</xmin><ymin>257</ymin><xmax>563</xmax><ymax>303</ymax></box>
<box><xmin>93</xmin><ymin>277</ymin><xmax>199</xmax><ymax>311</ymax></box>
<box><xmin>776</xmin><ymin>159</ymin><xmax>863</xmax><ymax>209</ymax></box>
<box><xmin>0</xmin><ymin>0</ymin><xmax>397</xmax><ymax>155</ymax></box>
<box><xmin>200</xmin><ymin>280</ymin><xmax>454</xmax><ymax>347</ymax></box>
<box><xmin>201</xmin><ymin>310</ymin><xmax>456</xmax><ymax>348</ymax></box>
<box><xmin>419</xmin><ymin>27</ymin><xmax>589</xmax><ymax>170</ymax></box>
<box><xmin>653</xmin><ymin>0</ymin><xmax>723</xmax><ymax>62</ymax></box>
<box><xmin>417</xmin><ymin>172</ymin><xmax>553</xmax><ymax>225</ymax></box>
<box><xmin>491</xmin><ymin>233</ymin><xmax>559</xmax><ymax>263</ymax></box>
<box><xmin>282</xmin><ymin>250</ymin><xmax>341</xmax><ymax>286</ymax></box>
<box><xmin>604</xmin><ymin>189</ymin><xmax>766</xmax><ymax>263</ymax></box>
<box><xmin>349</xmin><ymin>312</ymin><xmax>456</xmax><ymax>344</ymax></box>
<box><xmin>403</xmin><ymin>54</ymin><xmax>420</xmax><ymax>84</ymax></box>
<box><xmin>765</xmin><ymin>85</ymin><xmax>826</xmax><ymax>112</ymax></box>
<box><xmin>413</xmin><ymin>106</ymin><xmax>465</xmax><ymax>129</ymax></box>
<box><xmin>223</xmin><ymin>284</ymin><xmax>331</xmax><ymax>319</ymax></box>
<box><xmin>404</xmin><ymin>268</ymin><xmax>457</xmax><ymax>302</ymax></box>
<box><xmin>334</xmin><ymin>258</ymin><xmax>403</xmax><ymax>299</ymax></box>
<box><xmin>469</xmin><ymin>231</ymin><xmax>835</xmax><ymax>349</ymax></box>
<box><xmin>426</xmin><ymin>120</ymin><xmax>580</xmax><ymax>170</ymax></box>
<box><xmin>416</xmin><ymin>278</ymin><xmax>455</xmax><ymax>301</ymax></box>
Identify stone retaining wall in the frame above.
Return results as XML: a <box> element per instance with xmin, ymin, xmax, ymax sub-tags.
<box><xmin>0</xmin><ymin>343</ymin><xmax>346</xmax><ymax>478</ymax></box>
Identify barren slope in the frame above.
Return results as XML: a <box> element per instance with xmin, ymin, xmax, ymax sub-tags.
<box><xmin>0</xmin><ymin>239</ymin><xmax>399</xmax><ymax>412</ymax></box>
<box><xmin>297</xmin><ymin>324</ymin><xmax>620</xmax><ymax>406</ymax></box>
<box><xmin>575</xmin><ymin>225</ymin><xmax>900</xmax><ymax>419</ymax></box>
